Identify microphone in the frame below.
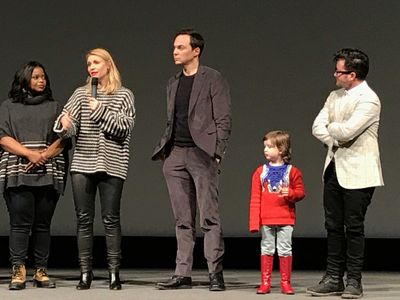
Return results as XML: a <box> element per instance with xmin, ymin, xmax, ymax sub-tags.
<box><xmin>91</xmin><ymin>77</ymin><xmax>98</xmax><ymax>98</ymax></box>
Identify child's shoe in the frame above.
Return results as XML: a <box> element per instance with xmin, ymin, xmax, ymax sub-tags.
<box><xmin>256</xmin><ymin>254</ymin><xmax>273</xmax><ymax>294</ymax></box>
<box><xmin>279</xmin><ymin>256</ymin><xmax>294</xmax><ymax>295</ymax></box>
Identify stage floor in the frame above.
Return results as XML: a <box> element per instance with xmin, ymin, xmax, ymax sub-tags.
<box><xmin>0</xmin><ymin>269</ymin><xmax>399</xmax><ymax>299</ymax></box>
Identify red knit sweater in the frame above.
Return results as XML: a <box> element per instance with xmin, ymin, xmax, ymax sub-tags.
<box><xmin>248</xmin><ymin>164</ymin><xmax>305</xmax><ymax>232</ymax></box>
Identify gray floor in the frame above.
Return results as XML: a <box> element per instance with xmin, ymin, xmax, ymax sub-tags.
<box><xmin>0</xmin><ymin>269</ymin><xmax>399</xmax><ymax>300</ymax></box>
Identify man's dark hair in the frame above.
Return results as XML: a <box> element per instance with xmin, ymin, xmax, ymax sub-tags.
<box><xmin>174</xmin><ymin>29</ymin><xmax>205</xmax><ymax>56</ymax></box>
<box><xmin>334</xmin><ymin>48</ymin><xmax>369</xmax><ymax>80</ymax></box>
<box><xmin>8</xmin><ymin>61</ymin><xmax>53</xmax><ymax>103</ymax></box>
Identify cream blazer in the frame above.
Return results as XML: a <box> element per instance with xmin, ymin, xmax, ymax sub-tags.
<box><xmin>312</xmin><ymin>81</ymin><xmax>384</xmax><ymax>189</ymax></box>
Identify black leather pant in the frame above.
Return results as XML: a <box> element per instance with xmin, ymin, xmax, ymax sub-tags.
<box><xmin>71</xmin><ymin>173</ymin><xmax>124</xmax><ymax>272</ymax></box>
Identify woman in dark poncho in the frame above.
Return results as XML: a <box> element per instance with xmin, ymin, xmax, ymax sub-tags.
<box><xmin>0</xmin><ymin>61</ymin><xmax>68</xmax><ymax>290</ymax></box>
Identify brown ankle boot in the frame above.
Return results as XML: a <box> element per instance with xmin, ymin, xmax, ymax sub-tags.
<box><xmin>33</xmin><ymin>268</ymin><xmax>56</xmax><ymax>288</ymax></box>
<box><xmin>9</xmin><ymin>265</ymin><xmax>26</xmax><ymax>290</ymax></box>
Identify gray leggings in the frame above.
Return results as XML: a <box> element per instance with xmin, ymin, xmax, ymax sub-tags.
<box><xmin>260</xmin><ymin>225</ymin><xmax>293</xmax><ymax>256</ymax></box>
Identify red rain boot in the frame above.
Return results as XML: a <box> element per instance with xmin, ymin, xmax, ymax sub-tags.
<box><xmin>256</xmin><ymin>255</ymin><xmax>273</xmax><ymax>294</ymax></box>
<box><xmin>279</xmin><ymin>256</ymin><xmax>294</xmax><ymax>295</ymax></box>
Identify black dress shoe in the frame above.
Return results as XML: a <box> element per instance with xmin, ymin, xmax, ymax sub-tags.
<box><xmin>156</xmin><ymin>275</ymin><xmax>192</xmax><ymax>290</ymax></box>
<box><xmin>209</xmin><ymin>271</ymin><xmax>225</xmax><ymax>291</ymax></box>
<box><xmin>76</xmin><ymin>271</ymin><xmax>93</xmax><ymax>290</ymax></box>
<box><xmin>109</xmin><ymin>272</ymin><xmax>122</xmax><ymax>290</ymax></box>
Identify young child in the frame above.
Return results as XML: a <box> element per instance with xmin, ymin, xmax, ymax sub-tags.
<box><xmin>249</xmin><ymin>130</ymin><xmax>305</xmax><ymax>294</ymax></box>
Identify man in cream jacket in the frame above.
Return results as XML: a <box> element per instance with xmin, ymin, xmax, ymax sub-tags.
<box><xmin>307</xmin><ymin>48</ymin><xmax>383</xmax><ymax>299</ymax></box>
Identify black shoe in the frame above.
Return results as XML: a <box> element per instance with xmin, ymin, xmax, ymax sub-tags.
<box><xmin>341</xmin><ymin>279</ymin><xmax>363</xmax><ymax>299</ymax></box>
<box><xmin>306</xmin><ymin>274</ymin><xmax>344</xmax><ymax>296</ymax></box>
<box><xmin>76</xmin><ymin>271</ymin><xmax>93</xmax><ymax>290</ymax></box>
<box><xmin>156</xmin><ymin>275</ymin><xmax>192</xmax><ymax>290</ymax></box>
<box><xmin>109</xmin><ymin>272</ymin><xmax>122</xmax><ymax>290</ymax></box>
<box><xmin>209</xmin><ymin>271</ymin><xmax>225</xmax><ymax>291</ymax></box>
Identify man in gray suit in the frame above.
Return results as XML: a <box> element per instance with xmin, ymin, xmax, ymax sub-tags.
<box><xmin>307</xmin><ymin>48</ymin><xmax>383</xmax><ymax>299</ymax></box>
<box><xmin>152</xmin><ymin>29</ymin><xmax>232</xmax><ymax>291</ymax></box>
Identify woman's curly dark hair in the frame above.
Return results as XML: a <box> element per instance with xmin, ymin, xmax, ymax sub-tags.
<box><xmin>8</xmin><ymin>61</ymin><xmax>53</xmax><ymax>103</ymax></box>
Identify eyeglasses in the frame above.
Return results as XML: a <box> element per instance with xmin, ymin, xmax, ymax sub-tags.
<box><xmin>334</xmin><ymin>70</ymin><xmax>353</xmax><ymax>76</ymax></box>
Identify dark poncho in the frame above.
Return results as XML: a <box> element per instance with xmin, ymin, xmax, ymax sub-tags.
<box><xmin>0</xmin><ymin>95</ymin><xmax>67</xmax><ymax>194</ymax></box>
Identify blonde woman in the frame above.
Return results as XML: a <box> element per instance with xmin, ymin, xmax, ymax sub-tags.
<box><xmin>55</xmin><ymin>48</ymin><xmax>135</xmax><ymax>290</ymax></box>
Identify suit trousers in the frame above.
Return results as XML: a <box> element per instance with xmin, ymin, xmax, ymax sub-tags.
<box><xmin>5</xmin><ymin>186</ymin><xmax>59</xmax><ymax>268</ymax></box>
<box><xmin>323</xmin><ymin>162</ymin><xmax>374</xmax><ymax>281</ymax></box>
<box><xmin>71</xmin><ymin>173</ymin><xmax>124</xmax><ymax>272</ymax></box>
<box><xmin>163</xmin><ymin>146</ymin><xmax>224</xmax><ymax>276</ymax></box>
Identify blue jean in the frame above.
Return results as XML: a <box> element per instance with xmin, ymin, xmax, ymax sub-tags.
<box><xmin>71</xmin><ymin>172</ymin><xmax>124</xmax><ymax>272</ymax></box>
<box><xmin>4</xmin><ymin>186</ymin><xmax>59</xmax><ymax>268</ymax></box>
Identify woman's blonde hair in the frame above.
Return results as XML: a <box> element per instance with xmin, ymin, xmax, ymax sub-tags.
<box><xmin>85</xmin><ymin>48</ymin><xmax>121</xmax><ymax>94</ymax></box>
<box><xmin>263</xmin><ymin>130</ymin><xmax>292</xmax><ymax>163</ymax></box>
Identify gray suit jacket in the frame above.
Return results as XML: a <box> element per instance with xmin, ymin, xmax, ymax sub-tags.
<box><xmin>152</xmin><ymin>65</ymin><xmax>232</xmax><ymax>161</ymax></box>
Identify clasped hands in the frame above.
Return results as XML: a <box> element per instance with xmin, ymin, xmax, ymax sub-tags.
<box><xmin>26</xmin><ymin>148</ymin><xmax>50</xmax><ymax>172</ymax></box>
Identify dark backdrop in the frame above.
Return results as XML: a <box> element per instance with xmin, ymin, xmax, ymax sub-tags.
<box><xmin>0</xmin><ymin>1</ymin><xmax>398</xmax><ymax>242</ymax></box>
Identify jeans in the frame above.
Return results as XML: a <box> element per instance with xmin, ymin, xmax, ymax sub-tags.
<box><xmin>4</xmin><ymin>186</ymin><xmax>59</xmax><ymax>268</ymax></box>
<box><xmin>71</xmin><ymin>172</ymin><xmax>124</xmax><ymax>272</ymax></box>
<box><xmin>323</xmin><ymin>162</ymin><xmax>374</xmax><ymax>281</ymax></box>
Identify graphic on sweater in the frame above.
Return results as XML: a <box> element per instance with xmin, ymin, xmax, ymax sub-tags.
<box><xmin>260</xmin><ymin>164</ymin><xmax>292</xmax><ymax>193</ymax></box>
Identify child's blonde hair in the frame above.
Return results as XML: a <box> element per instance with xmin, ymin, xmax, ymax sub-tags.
<box><xmin>263</xmin><ymin>130</ymin><xmax>292</xmax><ymax>163</ymax></box>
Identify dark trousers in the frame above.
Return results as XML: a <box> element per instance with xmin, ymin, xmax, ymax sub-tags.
<box><xmin>71</xmin><ymin>173</ymin><xmax>124</xmax><ymax>272</ymax></box>
<box><xmin>163</xmin><ymin>146</ymin><xmax>224</xmax><ymax>276</ymax></box>
<box><xmin>4</xmin><ymin>186</ymin><xmax>59</xmax><ymax>268</ymax></box>
<box><xmin>323</xmin><ymin>162</ymin><xmax>374</xmax><ymax>281</ymax></box>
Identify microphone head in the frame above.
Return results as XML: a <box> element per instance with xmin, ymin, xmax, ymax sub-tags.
<box><xmin>91</xmin><ymin>77</ymin><xmax>98</xmax><ymax>86</ymax></box>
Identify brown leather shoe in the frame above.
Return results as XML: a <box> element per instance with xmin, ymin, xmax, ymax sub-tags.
<box><xmin>33</xmin><ymin>268</ymin><xmax>56</xmax><ymax>288</ymax></box>
<box><xmin>9</xmin><ymin>265</ymin><xmax>26</xmax><ymax>290</ymax></box>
